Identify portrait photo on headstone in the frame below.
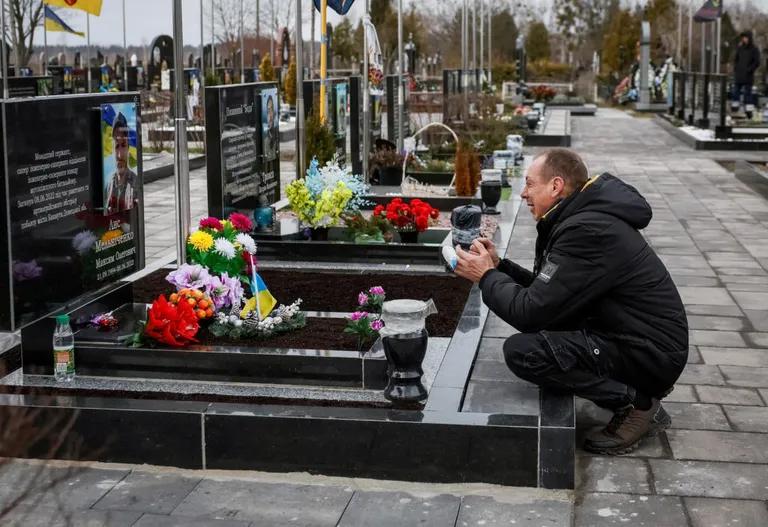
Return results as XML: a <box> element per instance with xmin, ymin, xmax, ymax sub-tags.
<box><xmin>260</xmin><ymin>87</ymin><xmax>278</xmax><ymax>161</ymax></box>
<box><xmin>101</xmin><ymin>102</ymin><xmax>139</xmax><ymax>215</ymax></box>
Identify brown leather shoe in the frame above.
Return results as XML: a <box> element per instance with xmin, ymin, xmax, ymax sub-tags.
<box><xmin>583</xmin><ymin>399</ymin><xmax>671</xmax><ymax>455</ymax></box>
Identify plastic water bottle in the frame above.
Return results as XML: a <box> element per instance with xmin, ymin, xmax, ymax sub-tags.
<box><xmin>52</xmin><ymin>314</ymin><xmax>75</xmax><ymax>382</ymax></box>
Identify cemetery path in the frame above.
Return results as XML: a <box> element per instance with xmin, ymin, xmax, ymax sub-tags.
<box><xmin>3</xmin><ymin>108</ymin><xmax>768</xmax><ymax>525</ymax></box>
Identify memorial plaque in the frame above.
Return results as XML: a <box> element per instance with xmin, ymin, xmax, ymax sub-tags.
<box><xmin>0</xmin><ymin>93</ymin><xmax>145</xmax><ymax>330</ymax></box>
<box><xmin>302</xmin><ymin>78</ymin><xmax>354</xmax><ymax>167</ymax></box>
<box><xmin>206</xmin><ymin>82</ymin><xmax>281</xmax><ymax>219</ymax></box>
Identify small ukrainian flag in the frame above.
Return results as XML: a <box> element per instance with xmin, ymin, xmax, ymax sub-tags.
<box><xmin>241</xmin><ymin>273</ymin><xmax>277</xmax><ymax>321</ymax></box>
<box><xmin>44</xmin><ymin>6</ymin><xmax>85</xmax><ymax>37</ymax></box>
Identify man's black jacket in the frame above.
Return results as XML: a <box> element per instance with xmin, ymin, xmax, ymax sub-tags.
<box><xmin>734</xmin><ymin>33</ymin><xmax>760</xmax><ymax>85</ymax></box>
<box><xmin>479</xmin><ymin>173</ymin><xmax>688</xmax><ymax>356</ymax></box>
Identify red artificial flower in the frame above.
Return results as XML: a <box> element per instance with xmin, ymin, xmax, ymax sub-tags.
<box><xmin>200</xmin><ymin>217</ymin><xmax>224</xmax><ymax>231</ymax></box>
<box><xmin>373</xmin><ymin>204</ymin><xmax>385</xmax><ymax>216</ymax></box>
<box><xmin>144</xmin><ymin>295</ymin><xmax>199</xmax><ymax>347</ymax></box>
<box><xmin>228</xmin><ymin>212</ymin><xmax>253</xmax><ymax>232</ymax></box>
<box><xmin>429</xmin><ymin>208</ymin><xmax>440</xmax><ymax>220</ymax></box>
<box><xmin>415</xmin><ymin>216</ymin><xmax>429</xmax><ymax>232</ymax></box>
<box><xmin>395</xmin><ymin>215</ymin><xmax>410</xmax><ymax>228</ymax></box>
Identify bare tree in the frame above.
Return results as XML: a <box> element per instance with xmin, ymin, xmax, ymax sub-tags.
<box><xmin>5</xmin><ymin>0</ymin><xmax>44</xmax><ymax>69</ymax></box>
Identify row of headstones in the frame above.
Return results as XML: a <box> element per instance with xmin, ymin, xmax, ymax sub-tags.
<box><xmin>0</xmin><ymin>70</ymin><xmax>412</xmax><ymax>331</ymax></box>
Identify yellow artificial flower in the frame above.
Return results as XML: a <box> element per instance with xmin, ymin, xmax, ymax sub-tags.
<box><xmin>100</xmin><ymin>229</ymin><xmax>123</xmax><ymax>243</ymax></box>
<box><xmin>188</xmin><ymin>230</ymin><xmax>214</xmax><ymax>252</ymax></box>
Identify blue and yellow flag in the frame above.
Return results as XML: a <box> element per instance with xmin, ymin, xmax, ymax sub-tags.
<box><xmin>241</xmin><ymin>273</ymin><xmax>277</xmax><ymax>321</ymax></box>
<box><xmin>44</xmin><ymin>0</ymin><xmax>102</xmax><ymax>17</ymax></box>
<box><xmin>44</xmin><ymin>6</ymin><xmax>85</xmax><ymax>37</ymax></box>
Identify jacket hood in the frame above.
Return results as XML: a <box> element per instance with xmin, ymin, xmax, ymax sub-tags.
<box><xmin>740</xmin><ymin>31</ymin><xmax>754</xmax><ymax>46</ymax></box>
<box><xmin>560</xmin><ymin>173</ymin><xmax>653</xmax><ymax>230</ymax></box>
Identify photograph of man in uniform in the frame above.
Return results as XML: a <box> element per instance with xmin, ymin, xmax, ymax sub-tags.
<box><xmin>103</xmin><ymin>109</ymin><xmax>137</xmax><ymax>215</ymax></box>
<box><xmin>261</xmin><ymin>88</ymin><xmax>278</xmax><ymax>161</ymax></box>
<box><xmin>336</xmin><ymin>84</ymin><xmax>347</xmax><ymax>137</ymax></box>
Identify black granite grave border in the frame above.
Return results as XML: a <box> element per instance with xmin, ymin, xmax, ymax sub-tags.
<box><xmin>0</xmin><ymin>174</ymin><xmax>576</xmax><ymax>490</ymax></box>
<box><xmin>655</xmin><ymin>114</ymin><xmax>768</xmax><ymax>151</ymax></box>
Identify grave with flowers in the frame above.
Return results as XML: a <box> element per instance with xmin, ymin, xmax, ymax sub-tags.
<box><xmin>250</xmin><ymin>158</ymin><xmax>494</xmax><ymax>264</ymax></box>
<box><xmin>0</xmin><ymin>90</ymin><xmax>573</xmax><ymax>491</ymax></box>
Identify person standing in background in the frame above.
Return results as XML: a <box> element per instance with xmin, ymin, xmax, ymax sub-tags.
<box><xmin>732</xmin><ymin>30</ymin><xmax>761</xmax><ymax>119</ymax></box>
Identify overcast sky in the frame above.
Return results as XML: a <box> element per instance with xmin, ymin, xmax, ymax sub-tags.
<box><xmin>37</xmin><ymin>0</ymin><xmax>768</xmax><ymax>48</ymax></box>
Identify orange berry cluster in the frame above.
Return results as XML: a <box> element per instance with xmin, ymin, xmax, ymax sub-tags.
<box><xmin>169</xmin><ymin>289</ymin><xmax>215</xmax><ymax>320</ymax></box>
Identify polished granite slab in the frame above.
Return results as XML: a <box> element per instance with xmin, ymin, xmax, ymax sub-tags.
<box><xmin>0</xmin><ymin>337</ymin><xmax>450</xmax><ymax>407</ymax></box>
<box><xmin>0</xmin><ymin>168</ymin><xmax>576</xmax><ymax>489</ymax></box>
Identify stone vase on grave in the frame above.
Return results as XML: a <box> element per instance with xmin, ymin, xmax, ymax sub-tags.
<box><xmin>309</xmin><ymin>227</ymin><xmax>329</xmax><ymax>241</ymax></box>
<box><xmin>397</xmin><ymin>230</ymin><xmax>419</xmax><ymax>244</ymax></box>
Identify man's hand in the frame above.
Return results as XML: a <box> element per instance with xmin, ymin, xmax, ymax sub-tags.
<box><xmin>471</xmin><ymin>238</ymin><xmax>501</xmax><ymax>267</ymax></box>
<box><xmin>455</xmin><ymin>240</ymin><xmax>496</xmax><ymax>283</ymax></box>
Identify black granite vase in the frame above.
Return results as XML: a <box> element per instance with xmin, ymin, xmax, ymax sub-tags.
<box><xmin>382</xmin><ymin>329</ymin><xmax>428</xmax><ymax>404</ymax></box>
<box><xmin>480</xmin><ymin>181</ymin><xmax>502</xmax><ymax>215</ymax></box>
<box><xmin>398</xmin><ymin>230</ymin><xmax>419</xmax><ymax>244</ymax></box>
<box><xmin>309</xmin><ymin>227</ymin><xmax>329</xmax><ymax>241</ymax></box>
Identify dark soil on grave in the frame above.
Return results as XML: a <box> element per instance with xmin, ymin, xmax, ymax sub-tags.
<box><xmin>194</xmin><ymin>317</ymin><xmax>361</xmax><ymax>351</ymax></box>
<box><xmin>133</xmin><ymin>268</ymin><xmax>473</xmax><ymax>340</ymax></box>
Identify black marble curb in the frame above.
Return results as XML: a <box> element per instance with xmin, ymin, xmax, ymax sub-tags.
<box><xmin>525</xmin><ymin>112</ymin><xmax>572</xmax><ymax>147</ymax></box>
<box><xmin>144</xmin><ymin>154</ymin><xmax>207</xmax><ymax>184</ymax></box>
<box><xmin>0</xmin><ymin>173</ymin><xmax>575</xmax><ymax>490</ymax></box>
<box><xmin>655</xmin><ymin>114</ymin><xmax>768</xmax><ymax>151</ymax></box>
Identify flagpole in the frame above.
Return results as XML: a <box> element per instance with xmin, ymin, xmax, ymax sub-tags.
<box><xmin>86</xmin><ymin>13</ymin><xmax>91</xmax><ymax>92</ymax></box>
<box><xmin>397</xmin><ymin>0</ymin><xmax>403</xmax><ymax>151</ymax></box>
<box><xmin>295</xmin><ymin>0</ymin><xmax>304</xmax><ymax>178</ymax></box>
<box><xmin>0</xmin><ymin>0</ymin><xmax>7</xmax><ymax>99</ymax></box>
<box><xmin>43</xmin><ymin>2</ymin><xmax>48</xmax><ymax>75</ymax></box>
<box><xmin>320</xmin><ymin>0</ymin><xmax>327</xmax><ymax>122</ymax></box>
<box><xmin>211</xmin><ymin>0</ymin><xmax>216</xmax><ymax>80</ymax></box>
<box><xmin>716</xmin><ymin>16</ymin><xmax>721</xmax><ymax>74</ymax></box>
<box><xmin>173</xmin><ymin>0</ymin><xmax>191</xmax><ymax>266</ymax></box>
<box><xmin>687</xmin><ymin>3</ymin><xmax>693</xmax><ymax>70</ymax></box>
<box><xmin>122</xmin><ymin>0</ymin><xmax>128</xmax><ymax>90</ymax></box>
<box><xmin>239</xmin><ymin>0</ymin><xmax>245</xmax><ymax>83</ymax></box>
<box><xmin>362</xmin><ymin>5</ymin><xmax>370</xmax><ymax>182</ymax></box>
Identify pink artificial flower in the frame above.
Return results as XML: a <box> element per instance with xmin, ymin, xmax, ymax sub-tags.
<box><xmin>228</xmin><ymin>212</ymin><xmax>253</xmax><ymax>232</ymax></box>
<box><xmin>370</xmin><ymin>319</ymin><xmax>384</xmax><ymax>331</ymax></box>
<box><xmin>358</xmin><ymin>292</ymin><xmax>369</xmax><ymax>306</ymax></box>
<box><xmin>199</xmin><ymin>217</ymin><xmax>224</xmax><ymax>231</ymax></box>
<box><xmin>369</xmin><ymin>286</ymin><xmax>385</xmax><ymax>296</ymax></box>
<box><xmin>349</xmin><ymin>311</ymin><xmax>368</xmax><ymax>321</ymax></box>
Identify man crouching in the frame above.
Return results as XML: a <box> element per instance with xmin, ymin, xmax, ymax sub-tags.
<box><xmin>454</xmin><ymin>148</ymin><xmax>688</xmax><ymax>455</ymax></box>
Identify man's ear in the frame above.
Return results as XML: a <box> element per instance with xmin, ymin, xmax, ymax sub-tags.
<box><xmin>551</xmin><ymin>176</ymin><xmax>566</xmax><ymax>196</ymax></box>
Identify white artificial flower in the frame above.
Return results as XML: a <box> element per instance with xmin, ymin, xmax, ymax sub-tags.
<box><xmin>235</xmin><ymin>233</ymin><xmax>257</xmax><ymax>254</ymax></box>
<box><xmin>273</xmin><ymin>317</ymin><xmax>283</xmax><ymax>325</ymax></box>
<box><xmin>214</xmin><ymin>238</ymin><xmax>236</xmax><ymax>259</ymax></box>
<box><xmin>72</xmin><ymin>231</ymin><xmax>97</xmax><ymax>255</ymax></box>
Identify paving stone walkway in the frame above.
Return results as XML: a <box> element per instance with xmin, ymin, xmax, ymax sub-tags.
<box><xmin>4</xmin><ymin>108</ymin><xmax>768</xmax><ymax>525</ymax></box>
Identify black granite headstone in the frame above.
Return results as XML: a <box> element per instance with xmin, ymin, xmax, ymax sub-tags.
<box><xmin>0</xmin><ymin>93</ymin><xmax>145</xmax><ymax>331</ymax></box>
<box><xmin>205</xmin><ymin>82</ymin><xmax>281</xmax><ymax>219</ymax></box>
<box><xmin>302</xmin><ymin>78</ymin><xmax>354</xmax><ymax>167</ymax></box>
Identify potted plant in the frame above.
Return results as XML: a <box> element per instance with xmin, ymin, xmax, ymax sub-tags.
<box><xmin>369</xmin><ymin>147</ymin><xmax>405</xmax><ymax>185</ymax></box>
<box><xmin>373</xmin><ymin>198</ymin><xmax>439</xmax><ymax>243</ymax></box>
<box><xmin>405</xmin><ymin>155</ymin><xmax>455</xmax><ymax>186</ymax></box>
<box><xmin>342</xmin><ymin>212</ymin><xmax>394</xmax><ymax>244</ymax></box>
<box><xmin>454</xmin><ymin>140</ymin><xmax>481</xmax><ymax>197</ymax></box>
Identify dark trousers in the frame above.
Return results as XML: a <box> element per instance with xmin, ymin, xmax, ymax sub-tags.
<box><xmin>503</xmin><ymin>330</ymin><xmax>687</xmax><ymax>411</ymax></box>
<box><xmin>731</xmin><ymin>83</ymin><xmax>755</xmax><ymax>108</ymax></box>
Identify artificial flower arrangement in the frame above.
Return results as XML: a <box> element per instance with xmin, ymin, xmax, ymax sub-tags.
<box><xmin>131</xmin><ymin>214</ymin><xmax>305</xmax><ymax>348</ymax></box>
<box><xmin>186</xmin><ymin>212</ymin><xmax>256</xmax><ymax>282</ymax></box>
<box><xmin>373</xmin><ymin>198</ymin><xmax>440</xmax><ymax>234</ymax></box>
<box><xmin>345</xmin><ymin>286</ymin><xmax>386</xmax><ymax>351</ymax></box>
<box><xmin>369</xmin><ymin>66</ymin><xmax>384</xmax><ymax>92</ymax></box>
<box><xmin>530</xmin><ymin>85</ymin><xmax>557</xmax><ymax>102</ymax></box>
<box><xmin>342</xmin><ymin>211</ymin><xmax>394</xmax><ymax>243</ymax></box>
<box><xmin>285</xmin><ymin>157</ymin><xmax>370</xmax><ymax>229</ymax></box>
